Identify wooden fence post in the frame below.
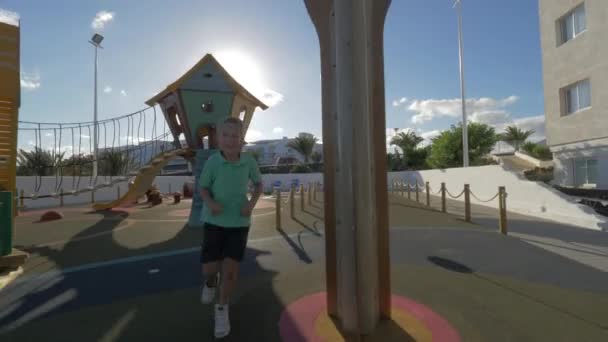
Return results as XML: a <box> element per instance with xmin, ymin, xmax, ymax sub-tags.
<box><xmin>464</xmin><ymin>184</ymin><xmax>471</xmax><ymax>222</ymax></box>
<box><xmin>425</xmin><ymin>182</ymin><xmax>430</xmax><ymax>207</ymax></box>
<box><xmin>19</xmin><ymin>189</ymin><xmax>24</xmax><ymax>209</ymax></box>
<box><xmin>441</xmin><ymin>182</ymin><xmax>446</xmax><ymax>213</ymax></box>
<box><xmin>407</xmin><ymin>182</ymin><xmax>411</xmax><ymax>200</ymax></box>
<box><xmin>60</xmin><ymin>188</ymin><xmax>64</xmax><ymax>207</ymax></box>
<box><xmin>499</xmin><ymin>186</ymin><xmax>508</xmax><ymax>235</ymax></box>
<box><xmin>290</xmin><ymin>185</ymin><xmax>295</xmax><ymax>219</ymax></box>
<box><xmin>276</xmin><ymin>187</ymin><xmax>282</xmax><ymax>230</ymax></box>
<box><xmin>117</xmin><ymin>185</ymin><xmax>121</xmax><ymax>200</ymax></box>
<box><xmin>308</xmin><ymin>182</ymin><xmax>312</xmax><ymax>205</ymax></box>
<box><xmin>415</xmin><ymin>183</ymin><xmax>419</xmax><ymax>202</ymax></box>
<box><xmin>300</xmin><ymin>184</ymin><xmax>305</xmax><ymax>211</ymax></box>
<box><xmin>91</xmin><ymin>189</ymin><xmax>95</xmax><ymax>204</ymax></box>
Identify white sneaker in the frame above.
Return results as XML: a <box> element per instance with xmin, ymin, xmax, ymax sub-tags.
<box><xmin>214</xmin><ymin>304</ymin><xmax>230</xmax><ymax>338</ymax></box>
<box><xmin>200</xmin><ymin>283</ymin><xmax>217</xmax><ymax>304</ymax></box>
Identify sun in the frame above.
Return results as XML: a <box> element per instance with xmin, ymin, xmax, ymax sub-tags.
<box><xmin>213</xmin><ymin>49</ymin><xmax>266</xmax><ymax>98</ymax></box>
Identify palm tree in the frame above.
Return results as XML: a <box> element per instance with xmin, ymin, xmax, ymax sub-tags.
<box><xmin>287</xmin><ymin>135</ymin><xmax>318</xmax><ymax>164</ymax></box>
<box><xmin>99</xmin><ymin>150</ymin><xmax>132</xmax><ymax>176</ymax></box>
<box><xmin>390</xmin><ymin>131</ymin><xmax>423</xmax><ymax>166</ymax></box>
<box><xmin>499</xmin><ymin>125</ymin><xmax>535</xmax><ymax>151</ymax></box>
<box><xmin>17</xmin><ymin>148</ymin><xmax>63</xmax><ymax>176</ymax></box>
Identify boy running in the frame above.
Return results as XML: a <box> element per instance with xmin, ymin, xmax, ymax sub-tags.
<box><xmin>198</xmin><ymin>117</ymin><xmax>263</xmax><ymax>339</ymax></box>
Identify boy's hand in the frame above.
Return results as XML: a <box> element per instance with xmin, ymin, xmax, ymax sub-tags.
<box><xmin>240</xmin><ymin>202</ymin><xmax>254</xmax><ymax>217</ymax></box>
<box><xmin>209</xmin><ymin>201</ymin><xmax>223</xmax><ymax>216</ymax></box>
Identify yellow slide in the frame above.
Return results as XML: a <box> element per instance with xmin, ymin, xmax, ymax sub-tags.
<box><xmin>92</xmin><ymin>148</ymin><xmax>189</xmax><ymax>210</ymax></box>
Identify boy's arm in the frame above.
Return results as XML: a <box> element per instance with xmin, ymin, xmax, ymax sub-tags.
<box><xmin>247</xmin><ymin>156</ymin><xmax>264</xmax><ymax>209</ymax></box>
<box><xmin>199</xmin><ymin>158</ymin><xmax>221</xmax><ymax>210</ymax></box>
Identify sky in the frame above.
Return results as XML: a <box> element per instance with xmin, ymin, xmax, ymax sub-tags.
<box><xmin>1</xmin><ymin>0</ymin><xmax>546</xmax><ymax>152</ymax></box>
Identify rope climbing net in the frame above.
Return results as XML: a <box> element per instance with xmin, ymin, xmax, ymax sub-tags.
<box><xmin>16</xmin><ymin>106</ymin><xmax>178</xmax><ymax>200</ymax></box>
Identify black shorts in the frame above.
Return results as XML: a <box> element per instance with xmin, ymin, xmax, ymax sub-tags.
<box><xmin>200</xmin><ymin>223</ymin><xmax>250</xmax><ymax>263</ymax></box>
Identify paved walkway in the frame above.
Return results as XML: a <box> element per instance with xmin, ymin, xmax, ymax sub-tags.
<box><xmin>0</xmin><ymin>194</ymin><xmax>607</xmax><ymax>341</ymax></box>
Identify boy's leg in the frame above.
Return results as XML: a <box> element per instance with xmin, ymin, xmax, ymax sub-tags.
<box><xmin>200</xmin><ymin>224</ymin><xmax>224</xmax><ymax>303</ymax></box>
<box><xmin>218</xmin><ymin>227</ymin><xmax>249</xmax><ymax>305</ymax></box>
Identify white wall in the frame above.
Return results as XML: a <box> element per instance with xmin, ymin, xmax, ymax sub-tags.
<box><xmin>388</xmin><ymin>166</ymin><xmax>607</xmax><ymax>231</ymax></box>
<box><xmin>16</xmin><ymin>176</ymin><xmax>193</xmax><ymax>209</ymax></box>
<box><xmin>16</xmin><ymin>166</ymin><xmax>608</xmax><ymax>231</ymax></box>
<box><xmin>514</xmin><ymin>151</ymin><xmax>554</xmax><ymax>168</ymax></box>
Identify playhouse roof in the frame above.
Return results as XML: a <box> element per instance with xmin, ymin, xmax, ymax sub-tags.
<box><xmin>145</xmin><ymin>53</ymin><xmax>268</xmax><ymax>109</ymax></box>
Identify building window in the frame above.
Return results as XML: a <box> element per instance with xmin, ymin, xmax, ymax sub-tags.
<box><xmin>574</xmin><ymin>158</ymin><xmax>598</xmax><ymax>186</ymax></box>
<box><xmin>562</xmin><ymin>79</ymin><xmax>591</xmax><ymax>115</ymax></box>
<box><xmin>559</xmin><ymin>4</ymin><xmax>586</xmax><ymax>44</ymax></box>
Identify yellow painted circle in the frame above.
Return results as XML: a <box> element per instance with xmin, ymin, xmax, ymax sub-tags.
<box><xmin>315</xmin><ymin>308</ymin><xmax>433</xmax><ymax>341</ymax></box>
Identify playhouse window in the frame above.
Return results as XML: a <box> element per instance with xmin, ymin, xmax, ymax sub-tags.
<box><xmin>202</xmin><ymin>101</ymin><xmax>214</xmax><ymax>113</ymax></box>
<box><xmin>203</xmin><ymin>73</ymin><xmax>213</xmax><ymax>78</ymax></box>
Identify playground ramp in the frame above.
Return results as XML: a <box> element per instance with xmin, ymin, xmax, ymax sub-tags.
<box><xmin>92</xmin><ymin>149</ymin><xmax>189</xmax><ymax>210</ymax></box>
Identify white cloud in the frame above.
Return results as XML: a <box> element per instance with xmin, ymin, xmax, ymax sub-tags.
<box><xmin>261</xmin><ymin>89</ymin><xmax>284</xmax><ymax>107</ymax></box>
<box><xmin>104</xmin><ymin>86</ymin><xmax>112</xmax><ymax>93</ymax></box>
<box><xmin>272</xmin><ymin>127</ymin><xmax>284</xmax><ymax>134</ymax></box>
<box><xmin>245</xmin><ymin>130</ymin><xmax>263</xmax><ymax>142</ymax></box>
<box><xmin>409</xmin><ymin>96</ymin><xmax>519</xmax><ymax>124</ymax></box>
<box><xmin>20</xmin><ymin>73</ymin><xmax>41</xmax><ymax>90</ymax></box>
<box><xmin>392</xmin><ymin>97</ymin><xmax>408</xmax><ymax>107</ymax></box>
<box><xmin>92</xmin><ymin>11</ymin><xmax>114</xmax><ymax>30</ymax></box>
<box><xmin>120</xmin><ymin>90</ymin><xmax>127</xmax><ymax>96</ymax></box>
<box><xmin>0</xmin><ymin>9</ymin><xmax>19</xmax><ymax>26</ymax></box>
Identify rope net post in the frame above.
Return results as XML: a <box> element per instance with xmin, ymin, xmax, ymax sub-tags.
<box><xmin>425</xmin><ymin>182</ymin><xmax>430</xmax><ymax>207</ymax></box>
<box><xmin>499</xmin><ymin>186</ymin><xmax>508</xmax><ymax>235</ymax></box>
<box><xmin>441</xmin><ymin>182</ymin><xmax>447</xmax><ymax>213</ymax></box>
<box><xmin>464</xmin><ymin>184</ymin><xmax>471</xmax><ymax>222</ymax></box>
<box><xmin>290</xmin><ymin>185</ymin><xmax>295</xmax><ymax>219</ymax></box>
<box><xmin>415</xmin><ymin>183</ymin><xmax>419</xmax><ymax>203</ymax></box>
<box><xmin>275</xmin><ymin>187</ymin><xmax>282</xmax><ymax>230</ymax></box>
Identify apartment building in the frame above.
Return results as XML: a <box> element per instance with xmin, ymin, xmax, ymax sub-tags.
<box><xmin>539</xmin><ymin>0</ymin><xmax>608</xmax><ymax>189</ymax></box>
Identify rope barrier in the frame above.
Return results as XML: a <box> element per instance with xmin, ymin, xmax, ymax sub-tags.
<box><xmin>469</xmin><ymin>190</ymin><xmax>501</xmax><ymax>203</ymax></box>
<box><xmin>446</xmin><ymin>188</ymin><xmax>465</xmax><ymax>199</ymax></box>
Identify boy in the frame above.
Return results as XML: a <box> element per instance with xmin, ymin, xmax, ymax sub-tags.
<box><xmin>198</xmin><ymin>117</ymin><xmax>263</xmax><ymax>339</ymax></box>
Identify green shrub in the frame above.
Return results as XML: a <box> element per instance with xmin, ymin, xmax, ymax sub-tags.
<box><xmin>521</xmin><ymin>141</ymin><xmax>537</xmax><ymax>155</ymax></box>
<box><xmin>290</xmin><ymin>164</ymin><xmax>312</xmax><ymax>173</ymax></box>
<box><xmin>532</xmin><ymin>145</ymin><xmax>552</xmax><ymax>161</ymax></box>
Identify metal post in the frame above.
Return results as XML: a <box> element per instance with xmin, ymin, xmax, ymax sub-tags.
<box><xmin>455</xmin><ymin>0</ymin><xmax>469</xmax><ymax>167</ymax></box>
<box><xmin>276</xmin><ymin>187</ymin><xmax>281</xmax><ymax>230</ymax></box>
<box><xmin>441</xmin><ymin>182</ymin><xmax>447</xmax><ymax>213</ymax></box>
<box><xmin>499</xmin><ymin>186</ymin><xmax>507</xmax><ymax>235</ymax></box>
<box><xmin>415</xmin><ymin>183</ymin><xmax>419</xmax><ymax>202</ymax></box>
<box><xmin>290</xmin><ymin>185</ymin><xmax>295</xmax><ymax>219</ymax></box>
<box><xmin>92</xmin><ymin>45</ymin><xmax>99</xmax><ymax>178</ymax></box>
<box><xmin>425</xmin><ymin>182</ymin><xmax>430</xmax><ymax>207</ymax></box>
<box><xmin>464</xmin><ymin>184</ymin><xmax>471</xmax><ymax>222</ymax></box>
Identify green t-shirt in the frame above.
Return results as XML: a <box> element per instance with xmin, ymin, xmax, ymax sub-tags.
<box><xmin>199</xmin><ymin>151</ymin><xmax>262</xmax><ymax>227</ymax></box>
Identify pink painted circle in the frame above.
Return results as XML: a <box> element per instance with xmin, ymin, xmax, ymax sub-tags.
<box><xmin>279</xmin><ymin>292</ymin><xmax>461</xmax><ymax>342</ymax></box>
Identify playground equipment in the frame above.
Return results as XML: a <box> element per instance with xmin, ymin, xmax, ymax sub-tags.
<box><xmin>145</xmin><ymin>53</ymin><xmax>268</xmax><ymax>227</ymax></box>
<box><xmin>0</xmin><ymin>19</ymin><xmax>27</xmax><ymax>266</ymax></box>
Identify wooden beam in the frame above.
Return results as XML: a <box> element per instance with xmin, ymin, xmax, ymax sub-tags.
<box><xmin>303</xmin><ymin>0</ymin><xmax>338</xmax><ymax>317</ymax></box>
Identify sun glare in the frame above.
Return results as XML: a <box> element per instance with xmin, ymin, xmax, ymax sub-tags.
<box><xmin>214</xmin><ymin>50</ymin><xmax>266</xmax><ymax>98</ymax></box>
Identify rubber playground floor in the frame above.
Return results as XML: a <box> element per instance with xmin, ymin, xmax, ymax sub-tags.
<box><xmin>1</xmin><ymin>193</ymin><xmax>608</xmax><ymax>341</ymax></box>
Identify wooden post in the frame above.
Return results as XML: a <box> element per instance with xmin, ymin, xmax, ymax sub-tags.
<box><xmin>313</xmin><ymin>182</ymin><xmax>317</xmax><ymax>201</ymax></box>
<box><xmin>60</xmin><ymin>188</ymin><xmax>64</xmax><ymax>207</ymax></box>
<box><xmin>499</xmin><ymin>186</ymin><xmax>507</xmax><ymax>235</ymax></box>
<box><xmin>425</xmin><ymin>181</ymin><xmax>430</xmax><ymax>207</ymax></box>
<box><xmin>290</xmin><ymin>185</ymin><xmax>295</xmax><ymax>219</ymax></box>
<box><xmin>400</xmin><ymin>181</ymin><xmax>405</xmax><ymax>197</ymax></box>
<box><xmin>441</xmin><ymin>182</ymin><xmax>446</xmax><ymax>213</ymax></box>
<box><xmin>19</xmin><ymin>189</ymin><xmax>24</xmax><ymax>209</ymax></box>
<box><xmin>300</xmin><ymin>184</ymin><xmax>305</xmax><ymax>211</ymax></box>
<box><xmin>407</xmin><ymin>181</ymin><xmax>411</xmax><ymax>199</ymax></box>
<box><xmin>276</xmin><ymin>187</ymin><xmax>282</xmax><ymax>230</ymax></box>
<box><xmin>91</xmin><ymin>189</ymin><xmax>95</xmax><ymax>204</ymax></box>
<box><xmin>308</xmin><ymin>182</ymin><xmax>312</xmax><ymax>205</ymax></box>
<box><xmin>464</xmin><ymin>184</ymin><xmax>471</xmax><ymax>222</ymax></box>
<box><xmin>117</xmin><ymin>185</ymin><xmax>121</xmax><ymax>200</ymax></box>
<box><xmin>415</xmin><ymin>183</ymin><xmax>419</xmax><ymax>202</ymax></box>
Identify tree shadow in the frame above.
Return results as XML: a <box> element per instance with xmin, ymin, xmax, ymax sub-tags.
<box><xmin>1</xmin><ymin>208</ymin><xmax>292</xmax><ymax>341</ymax></box>
<box><xmin>427</xmin><ymin>256</ymin><xmax>608</xmax><ymax>331</ymax></box>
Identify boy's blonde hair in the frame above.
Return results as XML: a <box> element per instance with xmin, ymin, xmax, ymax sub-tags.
<box><xmin>217</xmin><ymin>117</ymin><xmax>243</xmax><ymax>136</ymax></box>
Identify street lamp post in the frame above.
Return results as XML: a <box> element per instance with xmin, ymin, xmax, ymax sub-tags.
<box><xmin>454</xmin><ymin>0</ymin><xmax>469</xmax><ymax>167</ymax></box>
<box><xmin>89</xmin><ymin>33</ymin><xmax>104</xmax><ymax>178</ymax></box>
